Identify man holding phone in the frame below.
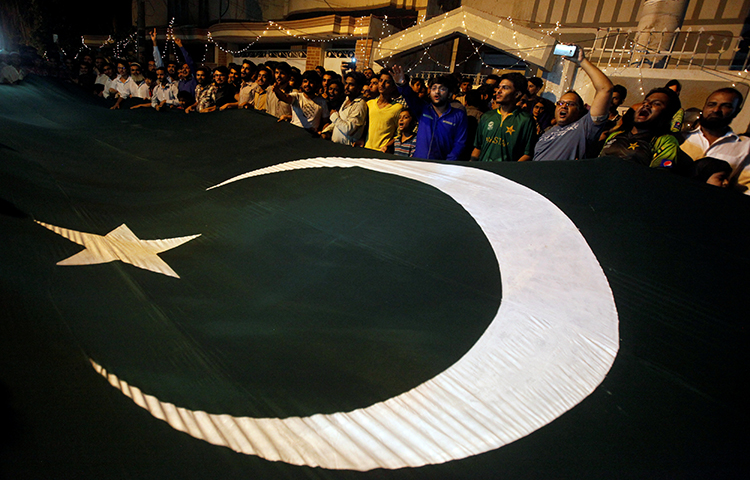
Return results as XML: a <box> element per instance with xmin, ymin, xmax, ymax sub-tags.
<box><xmin>532</xmin><ymin>44</ymin><xmax>613</xmax><ymax>161</ymax></box>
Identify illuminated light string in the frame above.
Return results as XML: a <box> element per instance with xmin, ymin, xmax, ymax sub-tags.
<box><xmin>382</xmin><ymin>13</ymin><xmax>555</xmax><ymax>74</ymax></box>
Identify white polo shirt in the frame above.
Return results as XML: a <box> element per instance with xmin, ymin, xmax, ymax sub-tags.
<box><xmin>681</xmin><ymin>126</ymin><xmax>750</xmax><ymax>194</ymax></box>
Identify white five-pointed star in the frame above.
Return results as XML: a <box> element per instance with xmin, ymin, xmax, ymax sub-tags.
<box><xmin>35</xmin><ymin>221</ymin><xmax>201</xmax><ymax>278</ymax></box>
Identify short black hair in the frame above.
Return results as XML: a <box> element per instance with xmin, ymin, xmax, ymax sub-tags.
<box><xmin>214</xmin><ymin>65</ymin><xmax>229</xmax><ymax>76</ymax></box>
<box><xmin>465</xmin><ymin>88</ymin><xmax>486</xmax><ymax>109</ymax></box>
<box><xmin>612</xmin><ymin>84</ymin><xmax>628</xmax><ymax>101</ymax></box>
<box><xmin>500</xmin><ymin>72</ymin><xmax>528</xmax><ymax>97</ymax></box>
<box><xmin>484</xmin><ymin>74</ymin><xmax>501</xmax><ymax>84</ymax></box>
<box><xmin>665</xmin><ymin>79</ymin><xmax>682</xmax><ymax>92</ymax></box>
<box><xmin>275</xmin><ymin>61</ymin><xmax>291</xmax><ymax>75</ymax></box>
<box><xmin>256</xmin><ymin>65</ymin><xmax>273</xmax><ymax>77</ymax></box>
<box><xmin>344</xmin><ymin>71</ymin><xmax>366</xmax><ymax>87</ymax></box>
<box><xmin>528</xmin><ymin>76</ymin><xmax>544</xmax><ymax>89</ymax></box>
<box><xmin>691</xmin><ymin>157</ymin><xmax>732</xmax><ymax>183</ymax></box>
<box><xmin>711</xmin><ymin>87</ymin><xmax>744</xmax><ymax>110</ymax></box>
<box><xmin>429</xmin><ymin>75</ymin><xmax>458</xmax><ymax>94</ymax></box>
<box><xmin>195</xmin><ymin>66</ymin><xmax>212</xmax><ymax>76</ymax></box>
<box><xmin>303</xmin><ymin>69</ymin><xmax>322</xmax><ymax>89</ymax></box>
<box><xmin>645</xmin><ymin>87</ymin><xmax>682</xmax><ymax>121</ymax></box>
<box><xmin>562</xmin><ymin>90</ymin><xmax>585</xmax><ymax>110</ymax></box>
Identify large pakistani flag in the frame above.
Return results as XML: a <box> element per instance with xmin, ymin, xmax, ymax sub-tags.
<box><xmin>0</xmin><ymin>77</ymin><xmax>747</xmax><ymax>479</ymax></box>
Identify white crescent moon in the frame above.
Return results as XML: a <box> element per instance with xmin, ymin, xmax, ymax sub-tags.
<box><xmin>92</xmin><ymin>157</ymin><xmax>618</xmax><ymax>471</ymax></box>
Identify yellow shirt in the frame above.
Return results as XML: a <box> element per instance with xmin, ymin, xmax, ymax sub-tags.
<box><xmin>365</xmin><ymin>99</ymin><xmax>402</xmax><ymax>151</ymax></box>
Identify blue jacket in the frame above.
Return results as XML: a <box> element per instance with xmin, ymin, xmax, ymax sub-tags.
<box><xmin>397</xmin><ymin>84</ymin><xmax>468</xmax><ymax>160</ymax></box>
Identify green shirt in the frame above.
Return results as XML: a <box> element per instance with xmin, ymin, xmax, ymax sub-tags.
<box><xmin>474</xmin><ymin>109</ymin><xmax>536</xmax><ymax>162</ymax></box>
<box><xmin>600</xmin><ymin>130</ymin><xmax>679</xmax><ymax>168</ymax></box>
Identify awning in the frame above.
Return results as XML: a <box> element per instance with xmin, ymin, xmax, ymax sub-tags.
<box><xmin>373</xmin><ymin>6</ymin><xmax>557</xmax><ymax>71</ymax></box>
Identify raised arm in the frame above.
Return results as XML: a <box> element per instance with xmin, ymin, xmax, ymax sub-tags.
<box><xmin>568</xmin><ymin>45</ymin><xmax>613</xmax><ymax>122</ymax></box>
<box><xmin>150</xmin><ymin>29</ymin><xmax>163</xmax><ymax>69</ymax></box>
<box><xmin>174</xmin><ymin>36</ymin><xmax>195</xmax><ymax>74</ymax></box>
<box><xmin>391</xmin><ymin>65</ymin><xmax>425</xmax><ymax>120</ymax></box>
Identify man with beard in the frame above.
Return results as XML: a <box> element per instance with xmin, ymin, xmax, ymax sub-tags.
<box><xmin>230</xmin><ymin>64</ymin><xmax>272</xmax><ymax>111</ymax></box>
<box><xmin>392</xmin><ymin>65</ymin><xmax>468</xmax><ymax>160</ymax></box>
<box><xmin>129</xmin><ymin>62</ymin><xmax>149</xmax><ymax>99</ymax></box>
<box><xmin>228</xmin><ymin>64</ymin><xmax>242</xmax><ymax>90</ymax></box>
<box><xmin>266</xmin><ymin>62</ymin><xmax>293</xmax><ymax>121</ymax></box>
<box><xmin>471</xmin><ymin>72</ymin><xmax>536</xmax><ymax>162</ymax></box>
<box><xmin>273</xmin><ymin>70</ymin><xmax>329</xmax><ymax>133</ymax></box>
<box><xmin>173</xmin><ymin>36</ymin><xmax>197</xmax><ymax>97</ymax></box>
<box><xmin>166</xmin><ymin>60</ymin><xmax>179</xmax><ymax>84</ymax></box>
<box><xmin>599</xmin><ymin>87</ymin><xmax>681</xmax><ymax>168</ymax></box>
<box><xmin>149</xmin><ymin>67</ymin><xmax>179</xmax><ymax>111</ymax></box>
<box><xmin>324</xmin><ymin>71</ymin><xmax>368</xmax><ymax>145</ymax></box>
<box><xmin>232</xmin><ymin>60</ymin><xmax>256</xmax><ymax>109</ymax></box>
<box><xmin>532</xmin><ymin>45</ymin><xmax>613</xmax><ymax>161</ymax></box>
<box><xmin>185</xmin><ymin>66</ymin><xmax>213</xmax><ymax>113</ymax></box>
<box><xmin>680</xmin><ymin>88</ymin><xmax>750</xmax><ymax>193</ymax></box>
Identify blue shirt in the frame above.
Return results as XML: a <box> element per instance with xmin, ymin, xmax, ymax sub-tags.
<box><xmin>397</xmin><ymin>85</ymin><xmax>468</xmax><ymax>160</ymax></box>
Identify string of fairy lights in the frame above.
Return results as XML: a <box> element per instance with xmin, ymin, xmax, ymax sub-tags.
<box><xmin>376</xmin><ymin>11</ymin><xmax>563</xmax><ymax>74</ymax></box>
<box><xmin>71</xmin><ymin>10</ymin><xmax>748</xmax><ymax>93</ymax></box>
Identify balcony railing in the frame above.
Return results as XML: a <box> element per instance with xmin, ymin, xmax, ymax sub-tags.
<box><xmin>586</xmin><ymin>28</ymin><xmax>749</xmax><ymax>72</ymax></box>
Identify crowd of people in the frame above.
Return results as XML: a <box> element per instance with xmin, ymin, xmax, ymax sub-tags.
<box><xmin>4</xmin><ymin>36</ymin><xmax>750</xmax><ymax>194</ymax></box>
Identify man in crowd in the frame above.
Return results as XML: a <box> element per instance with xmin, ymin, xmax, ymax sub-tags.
<box><xmin>266</xmin><ymin>62</ymin><xmax>293</xmax><ymax>121</ymax></box>
<box><xmin>129</xmin><ymin>62</ymin><xmax>149</xmax><ymax>99</ymax></box>
<box><xmin>599</xmin><ymin>87</ymin><xmax>681</xmax><ymax>168</ymax></box>
<box><xmin>96</xmin><ymin>62</ymin><xmax>116</xmax><ymax>98</ymax></box>
<box><xmin>185</xmin><ymin>66</ymin><xmax>213</xmax><ymax>113</ymax></box>
<box><xmin>599</xmin><ymin>84</ymin><xmax>628</xmax><ymax>141</ymax></box>
<box><xmin>392</xmin><ymin>65</ymin><xmax>468</xmax><ymax>160</ymax></box>
<box><xmin>234</xmin><ymin>60</ymin><xmax>256</xmax><ymax>109</ymax></box>
<box><xmin>522</xmin><ymin>77</ymin><xmax>554</xmax><ymax>132</ymax></box>
<box><xmin>173</xmin><ymin>36</ymin><xmax>197</xmax><ymax>97</ymax></box>
<box><xmin>76</xmin><ymin>61</ymin><xmax>97</xmax><ymax>94</ymax></box>
<box><xmin>454</xmin><ymin>78</ymin><xmax>473</xmax><ymax>106</ymax></box>
<box><xmin>233</xmin><ymin>64</ymin><xmax>273</xmax><ymax>110</ymax></box>
<box><xmin>363</xmin><ymin>75</ymin><xmax>380</xmax><ymax>101</ymax></box>
<box><xmin>148</xmin><ymin>29</ymin><xmax>164</xmax><ymax>72</ymax></box>
<box><xmin>273</xmin><ymin>70</ymin><xmax>329</xmax><ymax>132</ymax></box>
<box><xmin>364</xmin><ymin>68</ymin><xmax>403</xmax><ymax>151</ymax></box>
<box><xmin>680</xmin><ymin>87</ymin><xmax>750</xmax><ymax>193</ymax></box>
<box><xmin>166</xmin><ymin>60</ymin><xmax>179</xmax><ymax>83</ymax></box>
<box><xmin>665</xmin><ymin>79</ymin><xmax>684</xmax><ymax>132</ymax></box>
<box><xmin>471</xmin><ymin>72</ymin><xmax>536</xmax><ymax>162</ymax></box>
<box><xmin>532</xmin><ymin>45</ymin><xmax>613</xmax><ymax>161</ymax></box>
<box><xmin>110</xmin><ymin>59</ymin><xmax>142</xmax><ymax>109</ymax></box>
<box><xmin>150</xmin><ymin>67</ymin><xmax>179</xmax><ymax>111</ymax></box>
<box><xmin>324</xmin><ymin>71</ymin><xmax>368</xmax><ymax>145</ymax></box>
<box><xmin>228</xmin><ymin>64</ymin><xmax>242</xmax><ymax>91</ymax></box>
<box><xmin>326</xmin><ymin>78</ymin><xmax>345</xmax><ymax>112</ymax></box>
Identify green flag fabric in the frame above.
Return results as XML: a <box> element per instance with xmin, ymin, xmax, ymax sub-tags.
<box><xmin>1</xmin><ymin>77</ymin><xmax>748</xmax><ymax>479</ymax></box>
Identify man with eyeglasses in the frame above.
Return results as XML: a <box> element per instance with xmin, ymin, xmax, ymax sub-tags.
<box><xmin>193</xmin><ymin>66</ymin><xmax>235</xmax><ymax>113</ymax></box>
<box><xmin>391</xmin><ymin>65</ymin><xmax>468</xmax><ymax>160</ymax></box>
<box><xmin>599</xmin><ymin>87</ymin><xmax>681</xmax><ymax>168</ymax></box>
<box><xmin>532</xmin><ymin>44</ymin><xmax>613</xmax><ymax>161</ymax></box>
